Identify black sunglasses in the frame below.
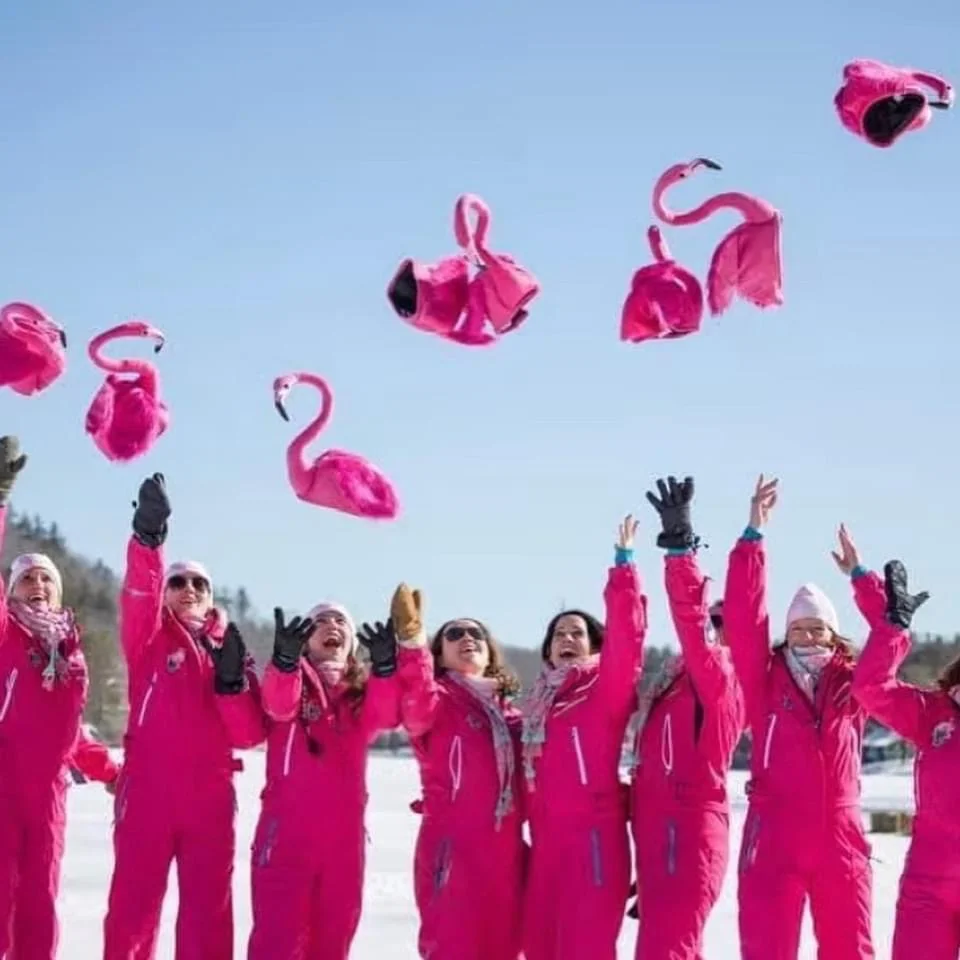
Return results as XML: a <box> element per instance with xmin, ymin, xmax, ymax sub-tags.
<box><xmin>444</xmin><ymin>625</ymin><xmax>483</xmax><ymax>642</ymax></box>
<box><xmin>167</xmin><ymin>575</ymin><xmax>210</xmax><ymax>593</ymax></box>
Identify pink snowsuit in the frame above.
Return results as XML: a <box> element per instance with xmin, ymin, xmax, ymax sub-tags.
<box><xmin>397</xmin><ymin>647</ymin><xmax>526</xmax><ymax>960</ymax></box>
<box><xmin>851</xmin><ymin>570</ymin><xmax>960</xmax><ymax>960</ymax></box>
<box><xmin>630</xmin><ymin>552</ymin><xmax>744</xmax><ymax>960</ymax></box>
<box><xmin>0</xmin><ymin>506</ymin><xmax>91</xmax><ymax>960</ymax></box>
<box><xmin>522</xmin><ymin>562</ymin><xmax>646</xmax><ymax>960</ymax></box>
<box><xmin>247</xmin><ymin>659</ymin><xmax>400</xmax><ymax>960</ymax></box>
<box><xmin>103</xmin><ymin>536</ymin><xmax>266</xmax><ymax>960</ymax></box>
<box><xmin>725</xmin><ymin>534</ymin><xmax>874</xmax><ymax>960</ymax></box>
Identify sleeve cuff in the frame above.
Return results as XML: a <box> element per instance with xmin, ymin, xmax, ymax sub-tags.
<box><xmin>665</xmin><ymin>547</ymin><xmax>692</xmax><ymax>556</ymax></box>
<box><xmin>742</xmin><ymin>526</ymin><xmax>763</xmax><ymax>542</ymax></box>
<box><xmin>614</xmin><ymin>547</ymin><xmax>634</xmax><ymax>566</ymax></box>
<box><xmin>850</xmin><ymin>565</ymin><xmax>869</xmax><ymax>580</ymax></box>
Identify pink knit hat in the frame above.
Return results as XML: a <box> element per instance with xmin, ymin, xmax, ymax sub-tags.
<box><xmin>8</xmin><ymin>553</ymin><xmax>63</xmax><ymax>601</ymax></box>
<box><xmin>306</xmin><ymin>601</ymin><xmax>357</xmax><ymax>655</ymax></box>
<box><xmin>785</xmin><ymin>583</ymin><xmax>839</xmax><ymax>636</ymax></box>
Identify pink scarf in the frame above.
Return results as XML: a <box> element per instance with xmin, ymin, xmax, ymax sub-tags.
<box><xmin>448</xmin><ymin>672</ymin><xmax>515</xmax><ymax>828</ymax></box>
<box><xmin>9</xmin><ymin>600</ymin><xmax>78</xmax><ymax>690</ymax></box>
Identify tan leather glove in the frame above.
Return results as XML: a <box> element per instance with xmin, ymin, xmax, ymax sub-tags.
<box><xmin>391</xmin><ymin>583</ymin><xmax>425</xmax><ymax>646</ymax></box>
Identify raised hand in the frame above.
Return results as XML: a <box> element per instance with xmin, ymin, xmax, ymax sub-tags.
<box><xmin>748</xmin><ymin>475</ymin><xmax>779</xmax><ymax>530</ymax></box>
<box><xmin>132</xmin><ymin>473</ymin><xmax>170</xmax><ymax>548</ymax></box>
<box><xmin>617</xmin><ymin>514</ymin><xmax>639</xmax><ymax>551</ymax></box>
<box><xmin>884</xmin><ymin>560</ymin><xmax>930</xmax><ymax>630</ymax></box>
<box><xmin>357</xmin><ymin>620</ymin><xmax>398</xmax><ymax>679</ymax></box>
<box><xmin>831</xmin><ymin>524</ymin><xmax>861</xmax><ymax>576</ymax></box>
<box><xmin>0</xmin><ymin>436</ymin><xmax>28</xmax><ymax>506</ymax></box>
<box><xmin>271</xmin><ymin>608</ymin><xmax>315</xmax><ymax>673</ymax></box>
<box><xmin>390</xmin><ymin>584</ymin><xmax>424</xmax><ymax>645</ymax></box>
<box><xmin>645</xmin><ymin>475</ymin><xmax>696</xmax><ymax>550</ymax></box>
<box><xmin>205</xmin><ymin>623</ymin><xmax>247</xmax><ymax>695</ymax></box>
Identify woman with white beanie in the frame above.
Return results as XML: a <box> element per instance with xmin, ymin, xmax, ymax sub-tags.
<box><xmin>724</xmin><ymin>476</ymin><xmax>874</xmax><ymax>960</ymax></box>
<box><xmin>0</xmin><ymin>436</ymin><xmax>114</xmax><ymax>960</ymax></box>
<box><xmin>247</xmin><ymin>597</ymin><xmax>400</xmax><ymax>959</ymax></box>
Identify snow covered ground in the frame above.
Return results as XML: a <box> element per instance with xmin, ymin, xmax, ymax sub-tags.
<box><xmin>60</xmin><ymin>753</ymin><xmax>911</xmax><ymax>958</ymax></box>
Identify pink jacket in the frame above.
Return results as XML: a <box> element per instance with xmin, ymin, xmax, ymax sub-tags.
<box><xmin>258</xmin><ymin>659</ymin><xmax>400</xmax><ymax>819</ymax></box>
<box><xmin>0</xmin><ymin>508</ymin><xmax>89</xmax><ymax>806</ymax></box>
<box><xmin>398</xmin><ymin>647</ymin><xmax>524</xmax><ymax>828</ymax></box>
<box><xmin>524</xmin><ymin>564</ymin><xmax>646</xmax><ymax>824</ymax></box>
<box><xmin>725</xmin><ymin>536</ymin><xmax>865</xmax><ymax>810</ymax></box>
<box><xmin>851</xmin><ymin>571</ymin><xmax>960</xmax><ymax>867</ymax></box>
<box><xmin>119</xmin><ymin>536</ymin><xmax>264</xmax><ymax>777</ymax></box>
<box><xmin>632</xmin><ymin>553</ymin><xmax>744</xmax><ymax>811</ymax></box>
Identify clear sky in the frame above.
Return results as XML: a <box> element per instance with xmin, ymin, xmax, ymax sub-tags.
<box><xmin>1</xmin><ymin>0</ymin><xmax>958</xmax><ymax>653</ymax></box>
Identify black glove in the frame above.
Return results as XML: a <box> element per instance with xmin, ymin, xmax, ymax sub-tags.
<box><xmin>357</xmin><ymin>620</ymin><xmax>398</xmax><ymax>679</ymax></box>
<box><xmin>0</xmin><ymin>436</ymin><xmax>27</xmax><ymax>507</ymax></box>
<box><xmin>204</xmin><ymin>623</ymin><xmax>247</xmax><ymax>695</ymax></box>
<box><xmin>884</xmin><ymin>560</ymin><xmax>930</xmax><ymax>630</ymax></box>
<box><xmin>132</xmin><ymin>473</ymin><xmax>170</xmax><ymax>548</ymax></box>
<box><xmin>645</xmin><ymin>475</ymin><xmax>698</xmax><ymax>551</ymax></box>
<box><xmin>272</xmin><ymin>608</ymin><xmax>315</xmax><ymax>673</ymax></box>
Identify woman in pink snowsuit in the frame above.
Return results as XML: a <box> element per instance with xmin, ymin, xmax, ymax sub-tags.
<box><xmin>847</xmin><ymin>547</ymin><xmax>960</xmax><ymax>959</ymax></box>
<box><xmin>394</xmin><ymin>583</ymin><xmax>526</xmax><ymax>960</ymax></box>
<box><xmin>247</xmin><ymin>602</ymin><xmax>400</xmax><ymax>959</ymax></box>
<box><xmin>104</xmin><ymin>474</ymin><xmax>266</xmax><ymax>960</ymax></box>
<box><xmin>0</xmin><ymin>436</ymin><xmax>106</xmax><ymax>959</ymax></box>
<box><xmin>725</xmin><ymin>477</ymin><xmax>874</xmax><ymax>960</ymax></box>
<box><xmin>630</xmin><ymin>477</ymin><xmax>744</xmax><ymax>960</ymax></box>
<box><xmin>521</xmin><ymin>514</ymin><xmax>647</xmax><ymax>960</ymax></box>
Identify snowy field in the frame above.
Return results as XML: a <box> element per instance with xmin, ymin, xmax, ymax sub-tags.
<box><xmin>60</xmin><ymin>753</ymin><xmax>912</xmax><ymax>958</ymax></box>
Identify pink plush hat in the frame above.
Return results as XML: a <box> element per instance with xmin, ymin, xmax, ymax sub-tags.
<box><xmin>785</xmin><ymin>584</ymin><xmax>839</xmax><ymax>636</ymax></box>
<box><xmin>7</xmin><ymin>553</ymin><xmax>63</xmax><ymax>599</ymax></box>
<box><xmin>306</xmin><ymin>601</ymin><xmax>357</xmax><ymax>655</ymax></box>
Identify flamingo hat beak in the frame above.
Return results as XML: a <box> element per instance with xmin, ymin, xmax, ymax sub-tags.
<box><xmin>273</xmin><ymin>380</ymin><xmax>292</xmax><ymax>422</ymax></box>
<box><xmin>930</xmin><ymin>100</ymin><xmax>951</xmax><ymax>110</ymax></box>
<box><xmin>140</xmin><ymin>325</ymin><xmax>165</xmax><ymax>353</ymax></box>
<box><xmin>694</xmin><ymin>157</ymin><xmax>723</xmax><ymax>171</ymax></box>
<box><xmin>58</xmin><ymin>328</ymin><xmax>67</xmax><ymax>348</ymax></box>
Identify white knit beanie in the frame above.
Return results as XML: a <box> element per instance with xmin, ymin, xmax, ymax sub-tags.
<box><xmin>785</xmin><ymin>583</ymin><xmax>839</xmax><ymax>636</ymax></box>
<box><xmin>165</xmin><ymin>561</ymin><xmax>213</xmax><ymax>588</ymax></box>
<box><xmin>306</xmin><ymin>601</ymin><xmax>357</xmax><ymax>655</ymax></box>
<box><xmin>8</xmin><ymin>553</ymin><xmax>63</xmax><ymax>602</ymax></box>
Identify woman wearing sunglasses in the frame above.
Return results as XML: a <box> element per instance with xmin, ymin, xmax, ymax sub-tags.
<box><xmin>103</xmin><ymin>473</ymin><xmax>266</xmax><ymax>960</ymax></box>
<box><xmin>248</xmin><ymin>603</ymin><xmax>399</xmax><ymax>959</ymax></box>
<box><xmin>628</xmin><ymin>476</ymin><xmax>744</xmax><ymax>960</ymax></box>
<box><xmin>394</xmin><ymin>584</ymin><xmax>526</xmax><ymax>960</ymax></box>
<box><xmin>520</xmin><ymin>514</ymin><xmax>647</xmax><ymax>960</ymax></box>
<box><xmin>725</xmin><ymin>477</ymin><xmax>874</xmax><ymax>960</ymax></box>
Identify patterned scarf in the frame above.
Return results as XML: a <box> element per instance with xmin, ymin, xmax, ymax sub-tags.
<box><xmin>9</xmin><ymin>600</ymin><xmax>77</xmax><ymax>690</ymax></box>
<box><xmin>785</xmin><ymin>644</ymin><xmax>834</xmax><ymax>701</ymax></box>
<box><xmin>448</xmin><ymin>672</ymin><xmax>516</xmax><ymax>829</ymax></box>
<box><xmin>520</xmin><ymin>655</ymin><xmax>599</xmax><ymax>791</ymax></box>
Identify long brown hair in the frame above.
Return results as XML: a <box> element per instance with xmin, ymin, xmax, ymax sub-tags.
<box><xmin>938</xmin><ymin>654</ymin><xmax>960</xmax><ymax>692</ymax></box>
<box><xmin>429</xmin><ymin>618</ymin><xmax>520</xmax><ymax>698</ymax></box>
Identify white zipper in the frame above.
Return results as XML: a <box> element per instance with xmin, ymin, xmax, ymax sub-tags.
<box><xmin>282</xmin><ymin>725</ymin><xmax>296</xmax><ymax>777</ymax></box>
<box><xmin>762</xmin><ymin>714</ymin><xmax>777</xmax><ymax>770</ymax></box>
<box><xmin>0</xmin><ymin>669</ymin><xmax>18</xmax><ymax>722</ymax></box>
<box><xmin>137</xmin><ymin>672</ymin><xmax>158</xmax><ymax>727</ymax></box>
<box><xmin>661</xmin><ymin>713</ymin><xmax>674</xmax><ymax>775</ymax></box>
<box><xmin>571</xmin><ymin>726</ymin><xmax>588</xmax><ymax>785</ymax></box>
<box><xmin>449</xmin><ymin>735</ymin><xmax>463</xmax><ymax>802</ymax></box>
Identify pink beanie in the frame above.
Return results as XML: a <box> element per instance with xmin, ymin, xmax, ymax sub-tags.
<box><xmin>306</xmin><ymin>601</ymin><xmax>357</xmax><ymax>655</ymax></box>
<box><xmin>785</xmin><ymin>583</ymin><xmax>839</xmax><ymax>636</ymax></box>
<box><xmin>8</xmin><ymin>553</ymin><xmax>63</xmax><ymax>601</ymax></box>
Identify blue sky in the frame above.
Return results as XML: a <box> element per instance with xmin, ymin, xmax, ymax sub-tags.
<box><xmin>1</xmin><ymin>0</ymin><xmax>958</xmax><ymax>653</ymax></box>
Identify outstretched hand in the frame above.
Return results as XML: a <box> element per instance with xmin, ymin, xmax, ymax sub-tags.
<box><xmin>831</xmin><ymin>524</ymin><xmax>861</xmax><ymax>576</ymax></box>
<box><xmin>616</xmin><ymin>514</ymin><xmax>639</xmax><ymax>552</ymax></box>
<box><xmin>357</xmin><ymin>620</ymin><xmax>398</xmax><ymax>679</ymax></box>
<box><xmin>271</xmin><ymin>608</ymin><xmax>315</xmax><ymax>673</ymax></box>
<box><xmin>132</xmin><ymin>473</ymin><xmax>171</xmax><ymax>548</ymax></box>
<box><xmin>205</xmin><ymin>623</ymin><xmax>247</xmax><ymax>695</ymax></box>
<box><xmin>884</xmin><ymin>560</ymin><xmax>930</xmax><ymax>630</ymax></box>
<box><xmin>748</xmin><ymin>475</ymin><xmax>779</xmax><ymax>530</ymax></box>
<box><xmin>390</xmin><ymin>584</ymin><xmax>424</xmax><ymax>645</ymax></box>
<box><xmin>645</xmin><ymin>475</ymin><xmax>696</xmax><ymax>550</ymax></box>
<box><xmin>0</xmin><ymin>436</ymin><xmax>28</xmax><ymax>506</ymax></box>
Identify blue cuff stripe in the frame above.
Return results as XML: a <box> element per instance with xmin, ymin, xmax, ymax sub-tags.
<box><xmin>742</xmin><ymin>526</ymin><xmax>763</xmax><ymax>542</ymax></box>
<box><xmin>666</xmin><ymin>547</ymin><xmax>692</xmax><ymax>556</ymax></box>
<box><xmin>851</xmin><ymin>565</ymin><xmax>868</xmax><ymax>580</ymax></box>
<box><xmin>615</xmin><ymin>547</ymin><xmax>634</xmax><ymax>566</ymax></box>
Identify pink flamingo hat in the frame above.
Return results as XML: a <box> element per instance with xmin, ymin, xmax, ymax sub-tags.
<box><xmin>835</xmin><ymin>59</ymin><xmax>953</xmax><ymax>148</ymax></box>
<box><xmin>454</xmin><ymin>193</ymin><xmax>540</xmax><ymax>340</ymax></box>
<box><xmin>653</xmin><ymin>158</ymin><xmax>783</xmax><ymax>317</ymax></box>
<box><xmin>386</xmin><ymin>254</ymin><xmax>471</xmax><ymax>341</ymax></box>
<box><xmin>85</xmin><ymin>321</ymin><xmax>169</xmax><ymax>463</ymax></box>
<box><xmin>273</xmin><ymin>372</ymin><xmax>399</xmax><ymax>520</ymax></box>
<box><xmin>620</xmin><ymin>226</ymin><xmax>704</xmax><ymax>342</ymax></box>
<box><xmin>0</xmin><ymin>302</ymin><xmax>67</xmax><ymax>396</ymax></box>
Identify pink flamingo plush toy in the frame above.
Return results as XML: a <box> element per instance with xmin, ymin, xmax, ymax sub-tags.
<box><xmin>273</xmin><ymin>372</ymin><xmax>399</xmax><ymax>520</ymax></box>
<box><xmin>835</xmin><ymin>59</ymin><xmax>953</xmax><ymax>148</ymax></box>
<box><xmin>653</xmin><ymin>158</ymin><xmax>783</xmax><ymax>316</ymax></box>
<box><xmin>386</xmin><ymin>194</ymin><xmax>539</xmax><ymax>346</ymax></box>
<box><xmin>620</xmin><ymin>225</ymin><xmax>703</xmax><ymax>342</ymax></box>
<box><xmin>85</xmin><ymin>321</ymin><xmax>169</xmax><ymax>462</ymax></box>
<box><xmin>0</xmin><ymin>302</ymin><xmax>67</xmax><ymax>396</ymax></box>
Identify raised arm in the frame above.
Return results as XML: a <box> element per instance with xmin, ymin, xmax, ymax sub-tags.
<box><xmin>723</xmin><ymin>475</ymin><xmax>779</xmax><ymax>730</ymax></box>
<box><xmin>356</xmin><ymin>620</ymin><xmax>401</xmax><ymax>739</ymax></box>
<box><xmin>205</xmin><ymin>622</ymin><xmax>267</xmax><ymax>748</ymax></box>
<box><xmin>598</xmin><ymin>514</ymin><xmax>647</xmax><ymax>713</ymax></box>
<box><xmin>389</xmin><ymin>583</ymin><xmax>441</xmax><ymax>738</ymax></box>
<box><xmin>0</xmin><ymin>436</ymin><xmax>29</xmax><ymax>637</ymax></box>
<box><xmin>850</xmin><ymin>558</ymin><xmax>933</xmax><ymax>745</ymax></box>
<box><xmin>260</xmin><ymin>608</ymin><xmax>316</xmax><ymax>722</ymax></box>
<box><xmin>120</xmin><ymin>474</ymin><xmax>171</xmax><ymax>668</ymax></box>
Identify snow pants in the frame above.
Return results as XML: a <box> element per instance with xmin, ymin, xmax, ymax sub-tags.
<box><xmin>523</xmin><ymin>815</ymin><xmax>630</xmax><ymax>960</ymax></box>
<box><xmin>247</xmin><ymin>804</ymin><xmax>365</xmax><ymax>960</ymax></box>
<box><xmin>0</xmin><ymin>786</ymin><xmax>66</xmax><ymax>960</ymax></box>
<box><xmin>632</xmin><ymin>806</ymin><xmax>728</xmax><ymax>960</ymax></box>
<box><xmin>737</xmin><ymin>803</ymin><xmax>874</xmax><ymax>960</ymax></box>
<box><xmin>892</xmin><ymin>854</ymin><xmax>960</xmax><ymax>960</ymax></box>
<box><xmin>103</xmin><ymin>767</ymin><xmax>236</xmax><ymax>960</ymax></box>
<box><xmin>413</xmin><ymin>816</ymin><xmax>525</xmax><ymax>960</ymax></box>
